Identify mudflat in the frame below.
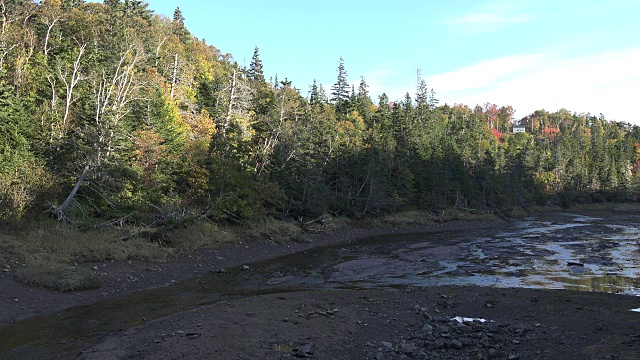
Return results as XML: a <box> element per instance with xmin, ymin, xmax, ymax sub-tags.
<box><xmin>1</xmin><ymin>212</ymin><xmax>640</xmax><ymax>359</ymax></box>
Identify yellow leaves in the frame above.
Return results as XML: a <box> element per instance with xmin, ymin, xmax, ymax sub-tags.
<box><xmin>131</xmin><ymin>129</ymin><xmax>166</xmax><ymax>171</ymax></box>
<box><xmin>183</xmin><ymin>109</ymin><xmax>216</xmax><ymax>141</ymax></box>
<box><xmin>42</xmin><ymin>0</ymin><xmax>63</xmax><ymax>8</ymax></box>
<box><xmin>534</xmin><ymin>171</ymin><xmax>560</xmax><ymax>193</ymax></box>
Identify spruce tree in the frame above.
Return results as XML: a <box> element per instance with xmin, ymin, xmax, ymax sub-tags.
<box><xmin>248</xmin><ymin>46</ymin><xmax>265</xmax><ymax>82</ymax></box>
<box><xmin>330</xmin><ymin>57</ymin><xmax>349</xmax><ymax>113</ymax></box>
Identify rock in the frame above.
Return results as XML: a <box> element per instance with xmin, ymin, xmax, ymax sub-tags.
<box><xmin>400</xmin><ymin>342</ymin><xmax>418</xmax><ymax>355</ymax></box>
<box><xmin>375</xmin><ymin>352</ymin><xmax>385</xmax><ymax>360</ymax></box>
<box><xmin>488</xmin><ymin>348</ymin><xmax>504</xmax><ymax>359</ymax></box>
<box><xmin>242</xmin><ymin>265</ymin><xmax>250</xmax><ymax>271</ymax></box>
<box><xmin>508</xmin><ymin>355</ymin><xmax>520</xmax><ymax>360</ymax></box>
<box><xmin>185</xmin><ymin>332</ymin><xmax>201</xmax><ymax>339</ymax></box>
<box><xmin>381</xmin><ymin>341</ymin><xmax>393</xmax><ymax>349</ymax></box>
<box><xmin>292</xmin><ymin>343</ymin><xmax>313</xmax><ymax>357</ymax></box>
<box><xmin>92</xmin><ymin>266</ymin><xmax>99</xmax><ymax>270</ymax></box>
<box><xmin>432</xmin><ymin>315</ymin><xmax>449</xmax><ymax>323</ymax></box>
<box><xmin>439</xmin><ymin>325</ymin><xmax>451</xmax><ymax>333</ymax></box>
<box><xmin>451</xmin><ymin>339</ymin><xmax>463</xmax><ymax>349</ymax></box>
<box><xmin>422</xmin><ymin>324</ymin><xmax>433</xmax><ymax>332</ymax></box>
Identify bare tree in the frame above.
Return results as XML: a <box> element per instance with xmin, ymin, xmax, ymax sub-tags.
<box><xmin>92</xmin><ymin>44</ymin><xmax>144</xmax><ymax>165</ymax></box>
<box><xmin>55</xmin><ymin>43</ymin><xmax>86</xmax><ymax>135</ymax></box>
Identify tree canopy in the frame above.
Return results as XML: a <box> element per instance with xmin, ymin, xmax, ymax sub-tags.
<box><xmin>0</xmin><ymin>1</ymin><xmax>639</xmax><ymax>225</ymax></box>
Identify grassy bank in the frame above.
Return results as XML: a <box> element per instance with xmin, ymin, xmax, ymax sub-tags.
<box><xmin>5</xmin><ymin>204</ymin><xmax>614</xmax><ymax>292</ymax></box>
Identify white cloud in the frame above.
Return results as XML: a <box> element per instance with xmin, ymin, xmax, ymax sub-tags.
<box><xmin>432</xmin><ymin>48</ymin><xmax>640</xmax><ymax>123</ymax></box>
<box><xmin>441</xmin><ymin>0</ymin><xmax>533</xmax><ymax>32</ymax></box>
<box><xmin>427</xmin><ymin>54</ymin><xmax>547</xmax><ymax>93</ymax></box>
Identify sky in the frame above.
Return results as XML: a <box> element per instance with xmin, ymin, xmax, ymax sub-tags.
<box><xmin>118</xmin><ymin>0</ymin><xmax>640</xmax><ymax>123</ymax></box>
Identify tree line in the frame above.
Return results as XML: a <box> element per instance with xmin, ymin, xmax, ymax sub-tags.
<box><xmin>1</xmin><ymin>0</ymin><xmax>639</xmax><ymax>225</ymax></box>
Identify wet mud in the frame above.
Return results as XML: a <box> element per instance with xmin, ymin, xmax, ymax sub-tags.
<box><xmin>1</xmin><ymin>212</ymin><xmax>639</xmax><ymax>359</ymax></box>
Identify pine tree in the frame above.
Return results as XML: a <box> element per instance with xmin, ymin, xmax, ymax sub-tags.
<box><xmin>309</xmin><ymin>79</ymin><xmax>320</xmax><ymax>105</ymax></box>
<box><xmin>330</xmin><ymin>56</ymin><xmax>349</xmax><ymax>113</ymax></box>
<box><xmin>172</xmin><ymin>6</ymin><xmax>190</xmax><ymax>42</ymax></box>
<box><xmin>248</xmin><ymin>46</ymin><xmax>265</xmax><ymax>82</ymax></box>
<box><xmin>173</xmin><ymin>6</ymin><xmax>185</xmax><ymax>23</ymax></box>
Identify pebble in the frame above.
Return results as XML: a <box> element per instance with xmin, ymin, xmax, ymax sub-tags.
<box><xmin>451</xmin><ymin>339</ymin><xmax>463</xmax><ymax>349</ymax></box>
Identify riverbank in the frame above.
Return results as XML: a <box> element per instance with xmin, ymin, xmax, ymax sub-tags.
<box><xmin>0</xmin><ymin>210</ymin><xmax>502</xmax><ymax>328</ymax></box>
<box><xmin>2</xmin><ymin>205</ymin><xmax>640</xmax><ymax>359</ymax></box>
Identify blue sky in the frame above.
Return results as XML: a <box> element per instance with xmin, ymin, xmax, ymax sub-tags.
<box><xmin>129</xmin><ymin>1</ymin><xmax>639</xmax><ymax>123</ymax></box>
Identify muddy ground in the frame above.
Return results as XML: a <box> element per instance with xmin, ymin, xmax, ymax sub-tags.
<box><xmin>1</xmin><ymin>213</ymin><xmax>640</xmax><ymax>359</ymax></box>
<box><xmin>75</xmin><ymin>286</ymin><xmax>640</xmax><ymax>360</ymax></box>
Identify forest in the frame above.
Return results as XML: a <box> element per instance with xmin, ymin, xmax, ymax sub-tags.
<box><xmin>2</xmin><ymin>0</ymin><xmax>640</xmax><ymax>228</ymax></box>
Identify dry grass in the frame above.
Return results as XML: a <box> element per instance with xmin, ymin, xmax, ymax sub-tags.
<box><xmin>163</xmin><ymin>221</ymin><xmax>238</xmax><ymax>250</ymax></box>
<box><xmin>242</xmin><ymin>217</ymin><xmax>306</xmax><ymax>243</ymax></box>
<box><xmin>382</xmin><ymin>210</ymin><xmax>437</xmax><ymax>226</ymax></box>
<box><xmin>13</xmin><ymin>221</ymin><xmax>173</xmax><ymax>263</ymax></box>
<box><xmin>382</xmin><ymin>209</ymin><xmax>500</xmax><ymax>227</ymax></box>
<box><xmin>15</xmin><ymin>258</ymin><xmax>100</xmax><ymax>292</ymax></box>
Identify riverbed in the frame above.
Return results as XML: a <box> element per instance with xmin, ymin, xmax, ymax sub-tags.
<box><xmin>1</xmin><ymin>212</ymin><xmax>639</xmax><ymax>359</ymax></box>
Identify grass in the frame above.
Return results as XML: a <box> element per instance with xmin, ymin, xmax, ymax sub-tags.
<box><xmin>241</xmin><ymin>217</ymin><xmax>306</xmax><ymax>243</ymax></box>
<box><xmin>1</xmin><ymin>216</ymin><xmax>311</xmax><ymax>291</ymax></box>
<box><xmin>0</xmin><ymin>207</ymin><xmax>506</xmax><ymax>292</ymax></box>
<box><xmin>15</xmin><ymin>258</ymin><xmax>100</xmax><ymax>292</ymax></box>
<box><xmin>163</xmin><ymin>220</ymin><xmax>238</xmax><ymax>250</ymax></box>
<box><xmin>381</xmin><ymin>209</ymin><xmax>500</xmax><ymax>227</ymax></box>
<box><xmin>15</xmin><ymin>221</ymin><xmax>173</xmax><ymax>263</ymax></box>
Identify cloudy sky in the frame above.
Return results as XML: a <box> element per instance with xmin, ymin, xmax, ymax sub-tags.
<box><xmin>136</xmin><ymin>0</ymin><xmax>639</xmax><ymax>123</ymax></box>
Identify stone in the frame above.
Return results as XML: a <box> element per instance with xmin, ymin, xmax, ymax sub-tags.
<box><xmin>488</xmin><ymin>348</ymin><xmax>504</xmax><ymax>359</ymax></box>
<box><xmin>296</xmin><ymin>343</ymin><xmax>313</xmax><ymax>355</ymax></box>
<box><xmin>375</xmin><ymin>352</ymin><xmax>385</xmax><ymax>360</ymax></box>
<box><xmin>381</xmin><ymin>341</ymin><xmax>393</xmax><ymax>349</ymax></box>
<box><xmin>400</xmin><ymin>342</ymin><xmax>418</xmax><ymax>354</ymax></box>
<box><xmin>439</xmin><ymin>325</ymin><xmax>451</xmax><ymax>333</ymax></box>
<box><xmin>451</xmin><ymin>339</ymin><xmax>463</xmax><ymax>349</ymax></box>
<box><xmin>460</xmin><ymin>337</ymin><xmax>474</xmax><ymax>347</ymax></box>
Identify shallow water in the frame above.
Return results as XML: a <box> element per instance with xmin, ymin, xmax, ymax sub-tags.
<box><xmin>1</xmin><ymin>212</ymin><xmax>640</xmax><ymax>359</ymax></box>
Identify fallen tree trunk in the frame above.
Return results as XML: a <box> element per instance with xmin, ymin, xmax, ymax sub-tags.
<box><xmin>54</xmin><ymin>165</ymin><xmax>89</xmax><ymax>221</ymax></box>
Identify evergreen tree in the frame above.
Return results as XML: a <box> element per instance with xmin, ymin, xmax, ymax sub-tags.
<box><xmin>309</xmin><ymin>79</ymin><xmax>320</xmax><ymax>105</ymax></box>
<box><xmin>172</xmin><ymin>6</ymin><xmax>190</xmax><ymax>42</ymax></box>
<box><xmin>330</xmin><ymin>56</ymin><xmax>349</xmax><ymax>114</ymax></box>
<box><xmin>248</xmin><ymin>46</ymin><xmax>265</xmax><ymax>82</ymax></box>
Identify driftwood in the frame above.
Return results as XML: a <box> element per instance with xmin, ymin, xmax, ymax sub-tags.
<box><xmin>301</xmin><ymin>214</ymin><xmax>332</xmax><ymax>233</ymax></box>
<box><xmin>53</xmin><ymin>165</ymin><xmax>89</xmax><ymax>222</ymax></box>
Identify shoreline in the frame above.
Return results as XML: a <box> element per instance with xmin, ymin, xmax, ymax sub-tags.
<box><xmin>0</xmin><ymin>215</ymin><xmax>503</xmax><ymax>328</ymax></box>
<box><xmin>2</xmin><ymin>203</ymin><xmax>639</xmax><ymax>327</ymax></box>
